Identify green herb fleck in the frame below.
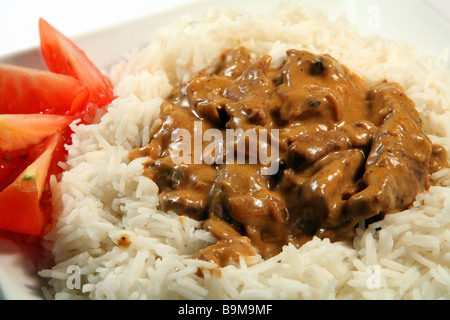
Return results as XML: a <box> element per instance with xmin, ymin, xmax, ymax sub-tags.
<box><xmin>22</xmin><ymin>174</ymin><xmax>36</xmax><ymax>181</ymax></box>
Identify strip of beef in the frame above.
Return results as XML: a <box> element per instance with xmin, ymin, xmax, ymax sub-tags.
<box><xmin>287</xmin><ymin>121</ymin><xmax>376</xmax><ymax>170</ymax></box>
<box><xmin>341</xmin><ymin>82</ymin><xmax>435</xmax><ymax>233</ymax></box>
<box><xmin>281</xmin><ymin>149</ymin><xmax>366</xmax><ymax>243</ymax></box>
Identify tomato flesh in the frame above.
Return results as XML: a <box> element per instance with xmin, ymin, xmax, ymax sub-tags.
<box><xmin>0</xmin><ymin>63</ymin><xmax>90</xmax><ymax>115</ymax></box>
<box><xmin>0</xmin><ymin>132</ymin><xmax>62</xmax><ymax>236</ymax></box>
<box><xmin>0</xmin><ymin>113</ymin><xmax>73</xmax><ymax>151</ymax></box>
<box><xmin>0</xmin><ymin>149</ymin><xmax>29</xmax><ymax>193</ymax></box>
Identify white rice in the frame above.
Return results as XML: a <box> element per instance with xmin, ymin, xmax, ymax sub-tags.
<box><xmin>39</xmin><ymin>3</ymin><xmax>450</xmax><ymax>300</ymax></box>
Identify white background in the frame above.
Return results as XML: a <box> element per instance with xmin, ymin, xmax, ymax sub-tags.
<box><xmin>0</xmin><ymin>0</ymin><xmax>449</xmax><ymax>57</ymax></box>
<box><xmin>0</xmin><ymin>0</ymin><xmax>197</xmax><ymax>57</ymax></box>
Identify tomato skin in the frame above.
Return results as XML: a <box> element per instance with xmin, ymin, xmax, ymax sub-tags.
<box><xmin>0</xmin><ymin>183</ymin><xmax>45</xmax><ymax>236</ymax></box>
<box><xmin>0</xmin><ymin>132</ymin><xmax>62</xmax><ymax>236</ymax></box>
<box><xmin>39</xmin><ymin>18</ymin><xmax>115</xmax><ymax>110</ymax></box>
<box><xmin>0</xmin><ymin>63</ymin><xmax>90</xmax><ymax>115</ymax></box>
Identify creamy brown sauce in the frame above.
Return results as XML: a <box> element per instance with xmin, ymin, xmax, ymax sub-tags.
<box><xmin>129</xmin><ymin>47</ymin><xmax>448</xmax><ymax>267</ymax></box>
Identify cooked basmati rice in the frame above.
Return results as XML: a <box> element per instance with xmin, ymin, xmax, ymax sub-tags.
<box><xmin>39</xmin><ymin>3</ymin><xmax>450</xmax><ymax>300</ymax></box>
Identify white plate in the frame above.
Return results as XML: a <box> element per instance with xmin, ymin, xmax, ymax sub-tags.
<box><xmin>0</xmin><ymin>0</ymin><xmax>448</xmax><ymax>300</ymax></box>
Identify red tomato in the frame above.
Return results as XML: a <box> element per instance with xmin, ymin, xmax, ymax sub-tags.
<box><xmin>0</xmin><ymin>114</ymin><xmax>72</xmax><ymax>194</ymax></box>
<box><xmin>0</xmin><ymin>149</ymin><xmax>29</xmax><ymax>193</ymax></box>
<box><xmin>0</xmin><ymin>132</ymin><xmax>63</xmax><ymax>236</ymax></box>
<box><xmin>0</xmin><ymin>19</ymin><xmax>117</xmax><ymax>237</ymax></box>
<box><xmin>0</xmin><ymin>63</ymin><xmax>90</xmax><ymax>115</ymax></box>
<box><xmin>0</xmin><ymin>113</ymin><xmax>74</xmax><ymax>151</ymax></box>
<box><xmin>39</xmin><ymin>18</ymin><xmax>115</xmax><ymax>111</ymax></box>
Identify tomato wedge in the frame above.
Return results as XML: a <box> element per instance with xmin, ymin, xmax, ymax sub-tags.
<box><xmin>0</xmin><ymin>148</ymin><xmax>29</xmax><ymax>193</ymax></box>
<box><xmin>0</xmin><ymin>19</ymin><xmax>117</xmax><ymax>237</ymax></box>
<box><xmin>0</xmin><ymin>132</ymin><xmax>63</xmax><ymax>236</ymax></box>
<box><xmin>39</xmin><ymin>18</ymin><xmax>115</xmax><ymax>109</ymax></box>
<box><xmin>0</xmin><ymin>114</ymin><xmax>73</xmax><ymax>151</ymax></box>
<box><xmin>0</xmin><ymin>63</ymin><xmax>90</xmax><ymax>115</ymax></box>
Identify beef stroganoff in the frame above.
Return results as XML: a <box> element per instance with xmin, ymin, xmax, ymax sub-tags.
<box><xmin>39</xmin><ymin>4</ymin><xmax>450</xmax><ymax>299</ymax></box>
